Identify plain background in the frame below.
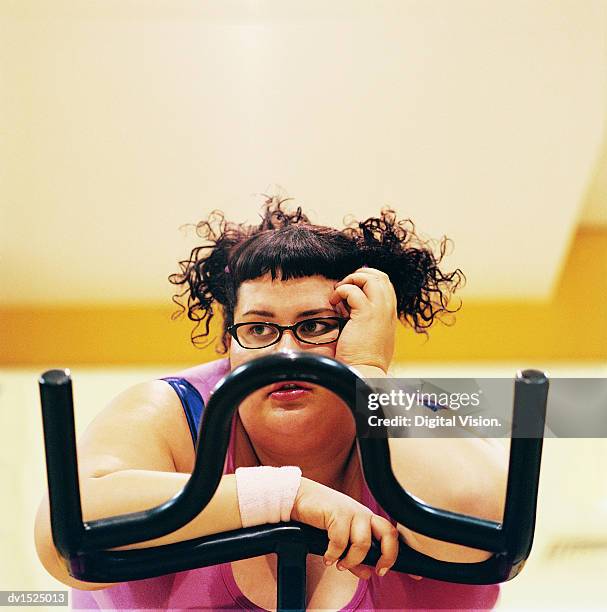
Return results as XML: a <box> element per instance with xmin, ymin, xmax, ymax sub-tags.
<box><xmin>1</xmin><ymin>2</ymin><xmax>606</xmax><ymax>610</ymax></box>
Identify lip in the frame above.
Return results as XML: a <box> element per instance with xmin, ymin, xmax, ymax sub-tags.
<box><xmin>266</xmin><ymin>380</ymin><xmax>314</xmax><ymax>396</ymax></box>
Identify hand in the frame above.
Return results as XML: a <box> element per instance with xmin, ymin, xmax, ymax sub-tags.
<box><xmin>329</xmin><ymin>267</ymin><xmax>397</xmax><ymax>374</ymax></box>
<box><xmin>291</xmin><ymin>477</ymin><xmax>399</xmax><ymax>580</ymax></box>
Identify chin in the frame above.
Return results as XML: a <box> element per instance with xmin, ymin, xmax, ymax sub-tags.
<box><xmin>265</xmin><ymin>398</ymin><xmax>319</xmax><ymax>412</ymax></box>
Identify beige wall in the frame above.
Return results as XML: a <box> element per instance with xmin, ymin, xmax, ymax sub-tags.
<box><xmin>1</xmin><ymin>0</ymin><xmax>607</xmax><ymax>306</ymax></box>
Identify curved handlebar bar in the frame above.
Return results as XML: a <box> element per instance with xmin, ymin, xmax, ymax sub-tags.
<box><xmin>38</xmin><ymin>352</ymin><xmax>547</xmax><ymax>602</ymax></box>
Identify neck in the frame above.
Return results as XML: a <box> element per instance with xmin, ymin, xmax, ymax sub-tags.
<box><xmin>234</xmin><ymin>414</ymin><xmax>362</xmax><ymax>500</ymax></box>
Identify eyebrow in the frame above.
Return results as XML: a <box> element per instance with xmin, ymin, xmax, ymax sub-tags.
<box><xmin>241</xmin><ymin>308</ymin><xmax>338</xmax><ymax>318</ymax></box>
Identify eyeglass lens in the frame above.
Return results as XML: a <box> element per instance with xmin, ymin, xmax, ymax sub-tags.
<box><xmin>236</xmin><ymin>318</ymin><xmax>342</xmax><ymax>348</ymax></box>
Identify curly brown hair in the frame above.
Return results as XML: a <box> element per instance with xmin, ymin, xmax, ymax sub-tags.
<box><xmin>168</xmin><ymin>194</ymin><xmax>466</xmax><ymax>353</ymax></box>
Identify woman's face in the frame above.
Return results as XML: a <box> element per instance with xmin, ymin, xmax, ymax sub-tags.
<box><xmin>229</xmin><ymin>273</ymin><xmax>356</xmax><ymax>457</ymax></box>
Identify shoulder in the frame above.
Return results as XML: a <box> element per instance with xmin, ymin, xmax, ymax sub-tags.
<box><xmin>113</xmin><ymin>378</ymin><xmax>189</xmax><ymax>436</ymax></box>
<box><xmin>164</xmin><ymin>357</ymin><xmax>231</xmax><ymax>391</ymax></box>
<box><xmin>77</xmin><ymin>378</ymin><xmax>193</xmax><ymax>478</ymax></box>
<box><xmin>143</xmin><ymin>381</ymin><xmax>197</xmax><ymax>475</ymax></box>
<box><xmin>154</xmin><ymin>358</ymin><xmax>232</xmax><ymax>471</ymax></box>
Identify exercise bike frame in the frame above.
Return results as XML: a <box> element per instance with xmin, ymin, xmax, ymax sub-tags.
<box><xmin>38</xmin><ymin>351</ymin><xmax>548</xmax><ymax>612</ymax></box>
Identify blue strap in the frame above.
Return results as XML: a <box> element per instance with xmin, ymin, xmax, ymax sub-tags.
<box><xmin>161</xmin><ymin>377</ymin><xmax>205</xmax><ymax>447</ymax></box>
<box><xmin>422</xmin><ymin>398</ymin><xmax>447</xmax><ymax>412</ymax></box>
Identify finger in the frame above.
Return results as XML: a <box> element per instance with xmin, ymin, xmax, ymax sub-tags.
<box><xmin>328</xmin><ymin>283</ymin><xmax>369</xmax><ymax>312</ymax></box>
<box><xmin>324</xmin><ymin>513</ymin><xmax>352</xmax><ymax>567</ymax></box>
<box><xmin>333</xmin><ymin>298</ymin><xmax>351</xmax><ymax>318</ymax></box>
<box><xmin>350</xmin><ymin>266</ymin><xmax>390</xmax><ymax>280</ymax></box>
<box><xmin>336</xmin><ymin>268</ymin><xmax>390</xmax><ymax>283</ymax></box>
<box><xmin>335</xmin><ymin>272</ymin><xmax>395</xmax><ymax>306</ymax></box>
<box><xmin>335</xmin><ymin>513</ymin><xmax>372</xmax><ymax>572</ymax></box>
<box><xmin>408</xmin><ymin>574</ymin><xmax>423</xmax><ymax>581</ymax></box>
<box><xmin>335</xmin><ymin>272</ymin><xmax>386</xmax><ymax>293</ymax></box>
<box><xmin>339</xmin><ymin>266</ymin><xmax>388</xmax><ymax>276</ymax></box>
<box><xmin>370</xmin><ymin>515</ymin><xmax>400</xmax><ymax>577</ymax></box>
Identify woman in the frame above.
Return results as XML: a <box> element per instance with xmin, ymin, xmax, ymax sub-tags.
<box><xmin>35</xmin><ymin>197</ymin><xmax>508</xmax><ymax>610</ymax></box>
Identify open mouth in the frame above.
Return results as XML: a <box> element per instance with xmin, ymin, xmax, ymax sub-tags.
<box><xmin>267</xmin><ymin>381</ymin><xmax>313</xmax><ymax>401</ymax></box>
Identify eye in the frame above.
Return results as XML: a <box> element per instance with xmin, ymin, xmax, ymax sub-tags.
<box><xmin>298</xmin><ymin>318</ymin><xmax>339</xmax><ymax>337</ymax></box>
<box><xmin>300</xmin><ymin>321</ymin><xmax>322</xmax><ymax>333</ymax></box>
<box><xmin>247</xmin><ymin>324</ymin><xmax>274</xmax><ymax>337</ymax></box>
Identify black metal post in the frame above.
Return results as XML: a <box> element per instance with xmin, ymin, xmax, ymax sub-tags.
<box><xmin>276</xmin><ymin>542</ymin><xmax>308</xmax><ymax>612</ymax></box>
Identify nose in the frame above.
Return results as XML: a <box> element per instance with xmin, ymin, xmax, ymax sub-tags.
<box><xmin>272</xmin><ymin>329</ymin><xmax>303</xmax><ymax>352</ymax></box>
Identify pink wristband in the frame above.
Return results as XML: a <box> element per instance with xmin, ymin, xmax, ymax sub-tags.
<box><xmin>235</xmin><ymin>465</ymin><xmax>302</xmax><ymax>527</ymax></box>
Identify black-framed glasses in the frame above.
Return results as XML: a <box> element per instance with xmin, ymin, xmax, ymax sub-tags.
<box><xmin>228</xmin><ymin>316</ymin><xmax>349</xmax><ymax>350</ymax></box>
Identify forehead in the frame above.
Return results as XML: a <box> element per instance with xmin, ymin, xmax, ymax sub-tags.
<box><xmin>234</xmin><ymin>274</ymin><xmax>335</xmax><ymax>313</ymax></box>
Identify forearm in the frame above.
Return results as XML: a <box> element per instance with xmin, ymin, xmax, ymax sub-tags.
<box><xmin>35</xmin><ymin>470</ymin><xmax>243</xmax><ymax>588</ymax></box>
<box><xmin>82</xmin><ymin>470</ymin><xmax>243</xmax><ymax>549</ymax></box>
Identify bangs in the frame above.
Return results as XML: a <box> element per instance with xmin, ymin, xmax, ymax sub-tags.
<box><xmin>230</xmin><ymin>225</ymin><xmax>361</xmax><ymax>283</ymax></box>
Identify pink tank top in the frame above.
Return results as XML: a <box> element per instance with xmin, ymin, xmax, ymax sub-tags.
<box><xmin>71</xmin><ymin>358</ymin><xmax>500</xmax><ymax>610</ymax></box>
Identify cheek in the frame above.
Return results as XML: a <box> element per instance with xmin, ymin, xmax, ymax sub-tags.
<box><xmin>229</xmin><ymin>341</ymin><xmax>338</xmax><ymax>373</ymax></box>
<box><xmin>322</xmin><ymin>344</ymin><xmax>337</xmax><ymax>358</ymax></box>
<box><xmin>237</xmin><ymin>388</ymin><xmax>267</xmax><ymax>423</ymax></box>
<box><xmin>228</xmin><ymin>339</ymin><xmax>255</xmax><ymax>370</ymax></box>
<box><xmin>229</xmin><ymin>342</ymin><xmax>274</xmax><ymax>411</ymax></box>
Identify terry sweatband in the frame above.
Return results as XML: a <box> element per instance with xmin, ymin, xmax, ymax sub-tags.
<box><xmin>235</xmin><ymin>465</ymin><xmax>302</xmax><ymax>527</ymax></box>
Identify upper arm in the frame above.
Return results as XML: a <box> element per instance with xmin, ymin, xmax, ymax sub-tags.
<box><xmin>388</xmin><ymin>437</ymin><xmax>509</xmax><ymax>563</ymax></box>
<box><xmin>77</xmin><ymin>379</ymin><xmax>185</xmax><ymax>479</ymax></box>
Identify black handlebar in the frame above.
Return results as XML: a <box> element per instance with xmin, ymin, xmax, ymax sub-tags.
<box><xmin>38</xmin><ymin>352</ymin><xmax>547</xmax><ymax>611</ymax></box>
